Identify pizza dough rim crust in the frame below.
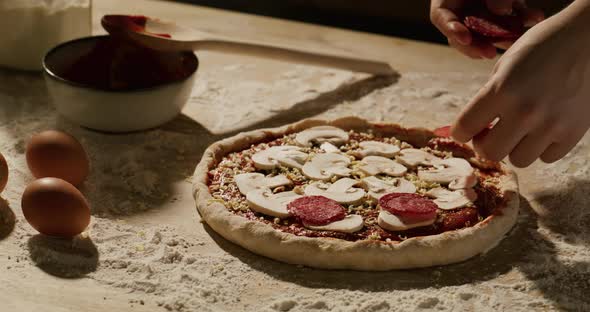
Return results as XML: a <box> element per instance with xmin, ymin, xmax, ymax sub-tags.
<box><xmin>192</xmin><ymin>117</ymin><xmax>519</xmax><ymax>270</ymax></box>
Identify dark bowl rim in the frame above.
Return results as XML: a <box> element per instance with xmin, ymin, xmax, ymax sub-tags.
<box><xmin>42</xmin><ymin>35</ymin><xmax>199</xmax><ymax>93</ymax></box>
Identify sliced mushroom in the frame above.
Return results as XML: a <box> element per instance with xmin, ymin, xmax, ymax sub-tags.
<box><xmin>302</xmin><ymin>153</ymin><xmax>352</xmax><ymax>181</ymax></box>
<box><xmin>320</xmin><ymin>142</ymin><xmax>340</xmax><ymax>153</ymax></box>
<box><xmin>425</xmin><ymin>187</ymin><xmax>477</xmax><ymax>210</ymax></box>
<box><xmin>353</xmin><ymin>141</ymin><xmax>400</xmax><ymax>158</ymax></box>
<box><xmin>246</xmin><ymin>189</ymin><xmax>302</xmax><ymax>218</ymax></box>
<box><xmin>295</xmin><ymin>126</ymin><xmax>349</xmax><ymax>147</ymax></box>
<box><xmin>378</xmin><ymin>210</ymin><xmax>435</xmax><ymax>231</ymax></box>
<box><xmin>235</xmin><ymin>173</ymin><xmax>292</xmax><ymax>196</ymax></box>
<box><xmin>304</xmin><ymin>178</ymin><xmax>366</xmax><ymax>204</ymax></box>
<box><xmin>305</xmin><ymin>215</ymin><xmax>364</xmax><ymax>233</ymax></box>
<box><xmin>448</xmin><ymin>174</ymin><xmax>478</xmax><ymax>190</ymax></box>
<box><xmin>417</xmin><ymin>158</ymin><xmax>476</xmax><ymax>189</ymax></box>
<box><xmin>358</xmin><ymin>156</ymin><xmax>407</xmax><ymax>177</ymax></box>
<box><xmin>252</xmin><ymin>146</ymin><xmax>308</xmax><ymax>170</ymax></box>
<box><xmin>396</xmin><ymin>148</ymin><xmax>441</xmax><ymax>167</ymax></box>
<box><xmin>360</xmin><ymin>176</ymin><xmax>416</xmax><ymax>200</ymax></box>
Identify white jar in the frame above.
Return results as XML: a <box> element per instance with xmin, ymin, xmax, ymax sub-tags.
<box><xmin>0</xmin><ymin>0</ymin><xmax>92</xmax><ymax>71</ymax></box>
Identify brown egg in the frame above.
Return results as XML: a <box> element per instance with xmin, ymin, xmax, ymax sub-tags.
<box><xmin>0</xmin><ymin>152</ymin><xmax>7</xmax><ymax>193</ymax></box>
<box><xmin>22</xmin><ymin>177</ymin><xmax>90</xmax><ymax>238</ymax></box>
<box><xmin>26</xmin><ymin>130</ymin><xmax>89</xmax><ymax>186</ymax></box>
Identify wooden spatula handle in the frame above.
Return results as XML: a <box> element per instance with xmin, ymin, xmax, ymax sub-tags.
<box><xmin>194</xmin><ymin>40</ymin><xmax>394</xmax><ymax>76</ymax></box>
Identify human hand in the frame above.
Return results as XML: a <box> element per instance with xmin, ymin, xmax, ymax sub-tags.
<box><xmin>451</xmin><ymin>4</ymin><xmax>590</xmax><ymax>167</ymax></box>
<box><xmin>430</xmin><ymin>0</ymin><xmax>544</xmax><ymax>58</ymax></box>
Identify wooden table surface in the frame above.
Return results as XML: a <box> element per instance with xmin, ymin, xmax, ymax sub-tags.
<box><xmin>1</xmin><ymin>0</ymin><xmax>589</xmax><ymax>311</ymax></box>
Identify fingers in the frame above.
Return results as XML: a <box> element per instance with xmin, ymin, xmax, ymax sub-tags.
<box><xmin>540</xmin><ymin>130</ymin><xmax>587</xmax><ymax>163</ymax></box>
<box><xmin>451</xmin><ymin>82</ymin><xmax>504</xmax><ymax>143</ymax></box>
<box><xmin>448</xmin><ymin>37</ymin><xmax>497</xmax><ymax>60</ymax></box>
<box><xmin>472</xmin><ymin>115</ymin><xmax>529</xmax><ymax>161</ymax></box>
<box><xmin>431</xmin><ymin>7</ymin><xmax>472</xmax><ymax>45</ymax></box>
<box><xmin>448</xmin><ymin>21</ymin><xmax>472</xmax><ymax>46</ymax></box>
<box><xmin>448</xmin><ymin>39</ymin><xmax>482</xmax><ymax>59</ymax></box>
<box><xmin>472</xmin><ymin>117</ymin><xmax>585</xmax><ymax>166</ymax></box>
<box><xmin>508</xmin><ymin>132</ymin><xmax>553</xmax><ymax>167</ymax></box>
<box><xmin>431</xmin><ymin>3</ymin><xmax>500</xmax><ymax>59</ymax></box>
<box><xmin>511</xmin><ymin>128</ymin><xmax>586</xmax><ymax>166</ymax></box>
<box><xmin>471</xmin><ymin>38</ymin><xmax>498</xmax><ymax>59</ymax></box>
<box><xmin>485</xmin><ymin>0</ymin><xmax>516</xmax><ymax>15</ymax></box>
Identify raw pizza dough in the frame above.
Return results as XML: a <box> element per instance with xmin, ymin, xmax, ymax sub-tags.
<box><xmin>192</xmin><ymin>117</ymin><xmax>519</xmax><ymax>270</ymax></box>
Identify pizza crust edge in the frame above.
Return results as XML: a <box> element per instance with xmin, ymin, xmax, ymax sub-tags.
<box><xmin>192</xmin><ymin>117</ymin><xmax>519</xmax><ymax>270</ymax></box>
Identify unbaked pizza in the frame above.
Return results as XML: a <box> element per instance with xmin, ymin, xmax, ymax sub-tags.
<box><xmin>193</xmin><ymin>117</ymin><xmax>518</xmax><ymax>270</ymax></box>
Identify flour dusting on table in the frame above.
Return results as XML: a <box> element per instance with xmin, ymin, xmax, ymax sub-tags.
<box><xmin>1</xmin><ymin>60</ymin><xmax>589</xmax><ymax>311</ymax></box>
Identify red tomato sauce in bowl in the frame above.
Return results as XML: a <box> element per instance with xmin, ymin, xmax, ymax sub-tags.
<box><xmin>53</xmin><ymin>36</ymin><xmax>197</xmax><ymax>91</ymax></box>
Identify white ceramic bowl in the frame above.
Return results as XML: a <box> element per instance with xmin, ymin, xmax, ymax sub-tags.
<box><xmin>43</xmin><ymin>36</ymin><xmax>198</xmax><ymax>132</ymax></box>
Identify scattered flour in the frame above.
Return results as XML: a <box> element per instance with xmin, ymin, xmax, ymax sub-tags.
<box><xmin>1</xmin><ymin>60</ymin><xmax>589</xmax><ymax>311</ymax></box>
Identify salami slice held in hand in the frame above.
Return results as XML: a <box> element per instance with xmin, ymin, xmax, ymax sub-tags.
<box><xmin>287</xmin><ymin>196</ymin><xmax>346</xmax><ymax>226</ymax></box>
<box><xmin>463</xmin><ymin>7</ymin><xmax>525</xmax><ymax>41</ymax></box>
<box><xmin>379</xmin><ymin>193</ymin><xmax>438</xmax><ymax>223</ymax></box>
<box><xmin>464</xmin><ymin>15</ymin><xmax>524</xmax><ymax>40</ymax></box>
